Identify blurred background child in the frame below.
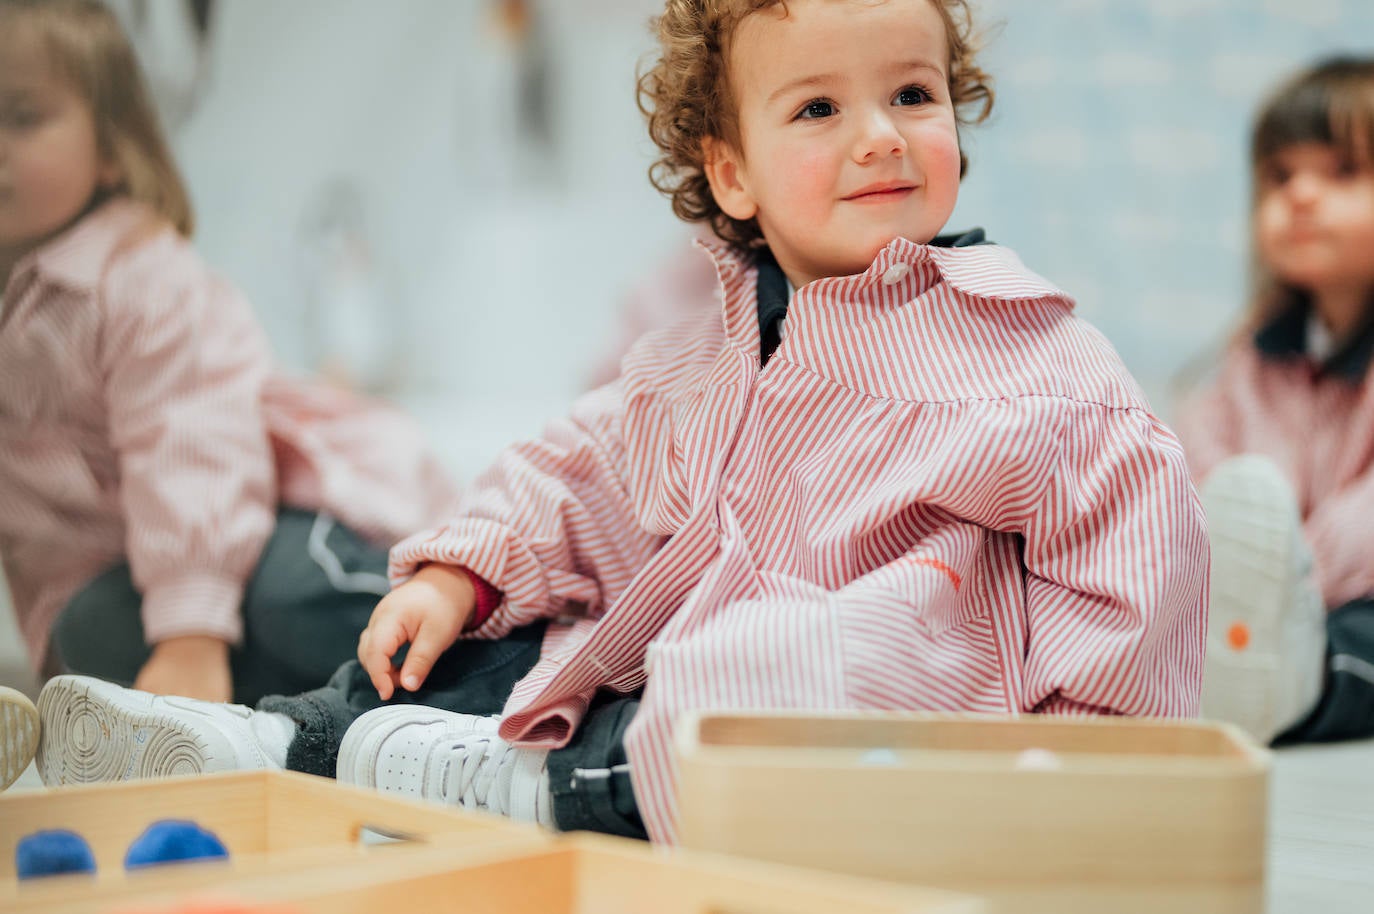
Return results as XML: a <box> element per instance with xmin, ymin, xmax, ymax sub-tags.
<box><xmin>1177</xmin><ymin>56</ymin><xmax>1374</xmax><ymax>745</ymax></box>
<box><xmin>0</xmin><ymin>0</ymin><xmax>458</xmax><ymax>707</ymax></box>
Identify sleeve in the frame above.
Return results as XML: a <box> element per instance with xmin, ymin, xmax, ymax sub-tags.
<box><xmin>388</xmin><ymin>382</ymin><xmax>664</xmax><ymax>639</ymax></box>
<box><xmin>1018</xmin><ymin>406</ymin><xmax>1209</xmax><ymax>717</ymax></box>
<box><xmin>100</xmin><ymin>255</ymin><xmax>276</xmax><ymax>646</ymax></box>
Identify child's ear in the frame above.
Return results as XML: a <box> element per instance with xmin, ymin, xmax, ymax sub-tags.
<box><xmin>702</xmin><ymin>137</ymin><xmax>759</xmax><ymax>222</ymax></box>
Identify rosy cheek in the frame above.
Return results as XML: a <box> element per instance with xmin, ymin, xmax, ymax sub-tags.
<box><xmin>778</xmin><ymin>149</ymin><xmax>839</xmax><ymax>214</ymax></box>
<box><xmin>923</xmin><ymin>132</ymin><xmax>963</xmax><ymax>194</ymax></box>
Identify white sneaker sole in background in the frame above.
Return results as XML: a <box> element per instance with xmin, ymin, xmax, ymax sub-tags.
<box><xmin>36</xmin><ymin>675</ymin><xmax>275</xmax><ymax>785</ymax></box>
<box><xmin>1201</xmin><ymin>455</ymin><xmax>1326</xmax><ymax>743</ymax></box>
<box><xmin>0</xmin><ymin>686</ymin><xmax>39</xmax><ymax>791</ymax></box>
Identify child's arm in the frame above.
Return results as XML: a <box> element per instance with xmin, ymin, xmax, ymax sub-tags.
<box><xmin>371</xmin><ymin>382</ymin><xmax>663</xmax><ymax>693</ymax></box>
<box><xmin>1017</xmin><ymin>409</ymin><xmax>1208</xmax><ymax>716</ymax></box>
<box><xmin>101</xmin><ymin>258</ymin><xmax>277</xmax><ymax>701</ymax></box>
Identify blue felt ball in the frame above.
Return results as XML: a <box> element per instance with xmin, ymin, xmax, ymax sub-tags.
<box><xmin>124</xmin><ymin>819</ymin><xmax>229</xmax><ymax>870</ymax></box>
<box><xmin>15</xmin><ymin>829</ymin><xmax>97</xmax><ymax>879</ymax></box>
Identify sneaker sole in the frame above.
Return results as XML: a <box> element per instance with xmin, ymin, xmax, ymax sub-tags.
<box><xmin>1</xmin><ymin>686</ymin><xmax>40</xmax><ymax>791</ymax></box>
<box><xmin>1200</xmin><ymin>456</ymin><xmax>1319</xmax><ymax>742</ymax></box>
<box><xmin>36</xmin><ymin>677</ymin><xmax>216</xmax><ymax>785</ymax></box>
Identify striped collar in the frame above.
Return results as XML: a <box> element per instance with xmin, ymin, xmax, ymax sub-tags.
<box><xmin>16</xmin><ymin>199</ymin><xmax>155</xmax><ymax>294</ymax></box>
<box><xmin>700</xmin><ymin>231</ymin><xmax>1072</xmax><ymax>310</ymax></box>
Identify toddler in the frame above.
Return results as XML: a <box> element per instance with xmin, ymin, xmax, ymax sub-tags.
<box><xmin>33</xmin><ymin>0</ymin><xmax>1205</xmax><ymax>845</ymax></box>
<box><xmin>0</xmin><ymin>0</ymin><xmax>457</xmax><ymax>714</ymax></box>
<box><xmin>1177</xmin><ymin>56</ymin><xmax>1374</xmax><ymax>745</ymax></box>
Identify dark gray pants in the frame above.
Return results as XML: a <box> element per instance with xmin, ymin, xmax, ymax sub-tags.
<box><xmin>1276</xmin><ymin>598</ymin><xmax>1374</xmax><ymax>744</ymax></box>
<box><xmin>51</xmin><ymin>509</ymin><xmax>388</xmax><ymax>707</ymax></box>
<box><xmin>258</xmin><ymin>621</ymin><xmax>645</xmax><ymax>839</ymax></box>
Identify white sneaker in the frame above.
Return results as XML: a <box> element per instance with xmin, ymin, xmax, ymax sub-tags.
<box><xmin>337</xmin><ymin>706</ymin><xmax>554</xmax><ymax>828</ymax></box>
<box><xmin>36</xmin><ymin>676</ymin><xmax>289</xmax><ymax>785</ymax></box>
<box><xmin>1201</xmin><ymin>456</ymin><xmax>1326</xmax><ymax>743</ymax></box>
<box><xmin>1</xmin><ymin>686</ymin><xmax>40</xmax><ymax>791</ymax></box>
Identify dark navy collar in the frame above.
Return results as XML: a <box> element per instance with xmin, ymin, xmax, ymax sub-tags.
<box><xmin>1254</xmin><ymin>298</ymin><xmax>1374</xmax><ymax>380</ymax></box>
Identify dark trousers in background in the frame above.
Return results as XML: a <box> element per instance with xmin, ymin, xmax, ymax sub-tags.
<box><xmin>259</xmin><ymin>620</ymin><xmax>646</xmax><ymax>839</ymax></box>
<box><xmin>1277</xmin><ymin>598</ymin><xmax>1374</xmax><ymax>744</ymax></box>
<box><xmin>51</xmin><ymin>509</ymin><xmax>389</xmax><ymax>707</ymax></box>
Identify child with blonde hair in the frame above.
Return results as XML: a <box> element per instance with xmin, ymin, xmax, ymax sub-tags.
<box><xmin>33</xmin><ymin>0</ymin><xmax>1205</xmax><ymax>844</ymax></box>
<box><xmin>0</xmin><ymin>0</ymin><xmax>457</xmax><ymax>728</ymax></box>
<box><xmin>1178</xmin><ymin>56</ymin><xmax>1374</xmax><ymax>746</ymax></box>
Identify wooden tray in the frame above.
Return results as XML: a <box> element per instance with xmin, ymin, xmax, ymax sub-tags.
<box><xmin>1</xmin><ymin>770</ymin><xmax>547</xmax><ymax>913</ymax></box>
<box><xmin>63</xmin><ymin>833</ymin><xmax>984</xmax><ymax>914</ymax></box>
<box><xmin>675</xmin><ymin>711</ymin><xmax>1270</xmax><ymax>914</ymax></box>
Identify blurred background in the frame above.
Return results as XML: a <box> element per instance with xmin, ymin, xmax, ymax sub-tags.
<box><xmin>110</xmin><ymin>0</ymin><xmax>1374</xmax><ymax>479</ymax></box>
<box><xmin>2</xmin><ymin>0</ymin><xmax>1374</xmax><ymax>688</ymax></box>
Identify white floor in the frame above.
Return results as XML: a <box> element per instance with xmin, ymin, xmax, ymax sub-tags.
<box><xmin>2</xmin><ymin>574</ymin><xmax>1371</xmax><ymax>912</ymax></box>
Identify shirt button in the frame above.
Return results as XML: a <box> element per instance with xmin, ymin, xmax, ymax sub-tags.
<box><xmin>882</xmin><ymin>263</ymin><xmax>910</xmax><ymax>285</ymax></box>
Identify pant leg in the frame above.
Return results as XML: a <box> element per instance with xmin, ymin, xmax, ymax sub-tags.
<box><xmin>52</xmin><ymin>509</ymin><xmax>389</xmax><ymax>707</ymax></box>
<box><xmin>1275</xmin><ymin>598</ymin><xmax>1374</xmax><ymax>744</ymax></box>
<box><xmin>259</xmin><ymin>621</ymin><xmax>549</xmax><ymax>778</ymax></box>
<box><xmin>545</xmin><ymin>692</ymin><xmax>646</xmax><ymax>839</ymax></box>
<box><xmin>49</xmin><ymin>565</ymin><xmax>148</xmax><ymax>687</ymax></box>
<box><xmin>234</xmin><ymin>510</ymin><xmax>389</xmax><ymax>704</ymax></box>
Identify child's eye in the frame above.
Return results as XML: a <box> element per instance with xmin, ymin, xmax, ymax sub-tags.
<box><xmin>893</xmin><ymin>85</ymin><xmax>933</xmax><ymax>107</ymax></box>
<box><xmin>796</xmin><ymin>99</ymin><xmax>835</xmax><ymax>120</ymax></box>
<box><xmin>0</xmin><ymin>108</ymin><xmax>42</xmax><ymax>129</ymax></box>
<box><xmin>0</xmin><ymin>108</ymin><xmax>37</xmax><ymax>128</ymax></box>
<box><xmin>1259</xmin><ymin>163</ymin><xmax>1290</xmax><ymax>187</ymax></box>
<box><xmin>1334</xmin><ymin>158</ymin><xmax>1363</xmax><ymax>179</ymax></box>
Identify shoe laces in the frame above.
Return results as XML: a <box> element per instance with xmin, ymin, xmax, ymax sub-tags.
<box><xmin>436</xmin><ymin>731</ymin><xmax>522</xmax><ymax>813</ymax></box>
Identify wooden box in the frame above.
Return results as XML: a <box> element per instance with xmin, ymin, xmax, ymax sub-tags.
<box><xmin>675</xmin><ymin>712</ymin><xmax>1270</xmax><ymax>914</ymax></box>
<box><xmin>66</xmin><ymin>833</ymin><xmax>985</xmax><ymax>914</ymax></box>
<box><xmin>0</xmin><ymin>770</ymin><xmax>547</xmax><ymax>913</ymax></box>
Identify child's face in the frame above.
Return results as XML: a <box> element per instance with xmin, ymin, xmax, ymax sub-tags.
<box><xmin>706</xmin><ymin>0</ymin><xmax>961</xmax><ymax>288</ymax></box>
<box><xmin>0</xmin><ymin>36</ymin><xmax>117</xmax><ymax>262</ymax></box>
<box><xmin>1255</xmin><ymin>142</ymin><xmax>1374</xmax><ymax>301</ymax></box>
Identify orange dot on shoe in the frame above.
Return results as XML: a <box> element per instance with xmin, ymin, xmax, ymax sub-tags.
<box><xmin>1227</xmin><ymin>622</ymin><xmax>1251</xmax><ymax>651</ymax></box>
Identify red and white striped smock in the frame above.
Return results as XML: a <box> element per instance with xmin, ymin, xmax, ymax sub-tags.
<box><xmin>390</xmin><ymin>237</ymin><xmax>1209</xmax><ymax>844</ymax></box>
<box><xmin>1176</xmin><ymin>336</ymin><xmax>1374</xmax><ymax>609</ymax></box>
<box><xmin>0</xmin><ymin>200</ymin><xmax>459</xmax><ymax>669</ymax></box>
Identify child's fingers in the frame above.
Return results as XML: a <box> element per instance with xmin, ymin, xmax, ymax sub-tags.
<box><xmin>359</xmin><ymin>620</ymin><xmax>408</xmax><ymax>700</ymax></box>
<box><xmin>397</xmin><ymin>625</ymin><xmax>451</xmax><ymax>692</ymax></box>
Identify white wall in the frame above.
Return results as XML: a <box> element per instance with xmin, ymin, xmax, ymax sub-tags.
<box><xmin>164</xmin><ymin>0</ymin><xmax>1374</xmax><ymax>472</ymax></box>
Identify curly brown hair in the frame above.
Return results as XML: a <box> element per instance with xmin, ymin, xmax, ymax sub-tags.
<box><xmin>637</xmin><ymin>0</ymin><xmax>995</xmax><ymax>249</ymax></box>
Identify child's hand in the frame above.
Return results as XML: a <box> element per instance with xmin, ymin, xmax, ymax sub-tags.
<box><xmin>133</xmin><ymin>636</ymin><xmax>233</xmax><ymax>702</ymax></box>
<box><xmin>357</xmin><ymin>565</ymin><xmax>476</xmax><ymax>700</ymax></box>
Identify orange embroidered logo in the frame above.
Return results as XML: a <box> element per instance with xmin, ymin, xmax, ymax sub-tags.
<box><xmin>905</xmin><ymin>556</ymin><xmax>962</xmax><ymax>590</ymax></box>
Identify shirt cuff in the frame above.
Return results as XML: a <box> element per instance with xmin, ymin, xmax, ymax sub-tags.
<box><xmin>459</xmin><ymin>567</ymin><xmax>503</xmax><ymax>630</ymax></box>
<box><xmin>139</xmin><ymin>573</ymin><xmax>244</xmax><ymax>646</ymax></box>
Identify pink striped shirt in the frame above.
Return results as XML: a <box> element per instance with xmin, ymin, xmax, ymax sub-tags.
<box><xmin>1176</xmin><ymin>337</ymin><xmax>1374</xmax><ymax>608</ymax></box>
<box><xmin>390</xmin><ymin>238</ymin><xmax>1208</xmax><ymax>844</ymax></box>
<box><xmin>0</xmin><ymin>200</ymin><xmax>459</xmax><ymax>668</ymax></box>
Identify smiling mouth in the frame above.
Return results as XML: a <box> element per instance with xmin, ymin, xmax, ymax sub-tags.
<box><xmin>843</xmin><ymin>184</ymin><xmax>917</xmax><ymax>202</ymax></box>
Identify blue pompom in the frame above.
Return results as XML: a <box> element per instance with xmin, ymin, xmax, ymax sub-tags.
<box><xmin>16</xmin><ymin>829</ymin><xmax>97</xmax><ymax>880</ymax></box>
<box><xmin>124</xmin><ymin>819</ymin><xmax>229</xmax><ymax>870</ymax></box>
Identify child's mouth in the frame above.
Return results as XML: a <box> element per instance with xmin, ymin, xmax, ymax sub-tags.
<box><xmin>843</xmin><ymin>183</ymin><xmax>916</xmax><ymax>203</ymax></box>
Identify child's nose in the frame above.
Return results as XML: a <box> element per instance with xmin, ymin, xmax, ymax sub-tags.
<box><xmin>853</xmin><ymin>110</ymin><xmax>906</xmax><ymax>163</ymax></box>
<box><xmin>1284</xmin><ymin>171</ymin><xmax>1323</xmax><ymax>206</ymax></box>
